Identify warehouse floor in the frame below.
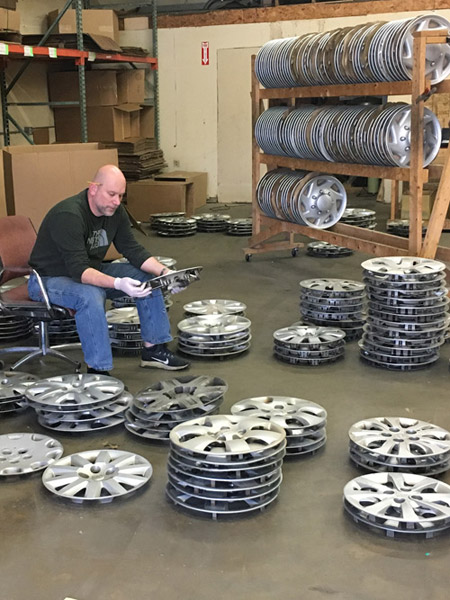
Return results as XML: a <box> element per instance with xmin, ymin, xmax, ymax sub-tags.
<box><xmin>1</xmin><ymin>194</ymin><xmax>449</xmax><ymax>600</ymax></box>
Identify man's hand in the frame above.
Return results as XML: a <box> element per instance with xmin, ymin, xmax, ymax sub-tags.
<box><xmin>114</xmin><ymin>277</ymin><xmax>151</xmax><ymax>298</ymax></box>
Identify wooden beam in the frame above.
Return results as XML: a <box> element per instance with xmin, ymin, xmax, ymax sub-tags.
<box><xmin>260</xmin><ymin>81</ymin><xmax>413</xmax><ymax>100</ymax></box>
<box><xmin>390</xmin><ymin>180</ymin><xmax>400</xmax><ymax>220</ymax></box>
<box><xmin>158</xmin><ymin>0</ymin><xmax>445</xmax><ymax>29</ymax></box>
<box><xmin>421</xmin><ymin>144</ymin><xmax>450</xmax><ymax>257</ymax></box>
<box><xmin>409</xmin><ymin>35</ymin><xmax>426</xmax><ymax>255</ymax></box>
<box><xmin>259</xmin><ymin>154</ymin><xmax>424</xmax><ymax>182</ymax></box>
<box><xmin>251</xmin><ymin>55</ymin><xmax>263</xmax><ymax>237</ymax></box>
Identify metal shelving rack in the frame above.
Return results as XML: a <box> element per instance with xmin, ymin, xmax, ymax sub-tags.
<box><xmin>0</xmin><ymin>0</ymin><xmax>158</xmax><ymax>146</ymax></box>
<box><xmin>246</xmin><ymin>29</ymin><xmax>450</xmax><ymax>264</ymax></box>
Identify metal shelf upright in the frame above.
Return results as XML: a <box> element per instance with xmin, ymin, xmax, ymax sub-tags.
<box><xmin>246</xmin><ymin>29</ymin><xmax>450</xmax><ymax>264</ymax></box>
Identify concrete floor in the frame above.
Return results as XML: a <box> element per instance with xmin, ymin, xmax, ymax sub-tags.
<box><xmin>1</xmin><ymin>196</ymin><xmax>449</xmax><ymax>600</ymax></box>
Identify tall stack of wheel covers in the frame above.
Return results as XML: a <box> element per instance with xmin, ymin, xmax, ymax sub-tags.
<box><xmin>254</xmin><ymin>15</ymin><xmax>448</xmax><ymax>228</ymax></box>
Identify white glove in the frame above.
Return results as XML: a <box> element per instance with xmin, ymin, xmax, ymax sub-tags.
<box><xmin>114</xmin><ymin>277</ymin><xmax>151</xmax><ymax>298</ymax></box>
<box><xmin>162</xmin><ymin>269</ymin><xmax>185</xmax><ymax>294</ymax></box>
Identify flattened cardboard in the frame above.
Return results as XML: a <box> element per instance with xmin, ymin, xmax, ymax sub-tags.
<box><xmin>3</xmin><ymin>143</ymin><xmax>118</xmax><ymax>229</ymax></box>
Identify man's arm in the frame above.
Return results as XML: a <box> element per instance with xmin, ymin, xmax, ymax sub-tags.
<box><xmin>139</xmin><ymin>256</ymin><xmax>171</xmax><ymax>277</ymax></box>
<box><xmin>81</xmin><ymin>267</ymin><xmax>115</xmax><ymax>288</ymax></box>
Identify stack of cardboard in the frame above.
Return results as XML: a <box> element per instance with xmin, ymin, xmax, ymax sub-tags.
<box><xmin>103</xmin><ymin>138</ymin><xmax>166</xmax><ymax>180</ymax></box>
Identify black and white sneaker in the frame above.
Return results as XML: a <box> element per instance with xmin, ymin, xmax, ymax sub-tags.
<box><xmin>140</xmin><ymin>344</ymin><xmax>190</xmax><ymax>370</ymax></box>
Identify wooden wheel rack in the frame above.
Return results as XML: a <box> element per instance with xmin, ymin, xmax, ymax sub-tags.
<box><xmin>246</xmin><ymin>29</ymin><xmax>450</xmax><ymax>264</ymax></box>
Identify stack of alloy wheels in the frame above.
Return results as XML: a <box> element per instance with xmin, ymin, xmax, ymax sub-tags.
<box><xmin>166</xmin><ymin>415</ymin><xmax>286</xmax><ymax>519</ymax></box>
<box><xmin>38</xmin><ymin>315</ymin><xmax>79</xmax><ymax>345</ymax></box>
<box><xmin>387</xmin><ymin>219</ymin><xmax>427</xmax><ymax>238</ymax></box>
<box><xmin>256</xmin><ymin>168</ymin><xmax>347</xmax><ymax>230</ymax></box>
<box><xmin>0</xmin><ymin>314</ymin><xmax>33</xmax><ymax>341</ymax></box>
<box><xmin>255</xmin><ymin>104</ymin><xmax>441</xmax><ymax>168</ymax></box>
<box><xmin>273</xmin><ymin>324</ymin><xmax>346</xmax><ymax>365</ymax></box>
<box><xmin>183</xmin><ymin>299</ymin><xmax>246</xmax><ymax>317</ymax></box>
<box><xmin>106</xmin><ymin>307</ymin><xmax>143</xmax><ymax>355</ymax></box>
<box><xmin>339</xmin><ymin>209</ymin><xmax>377</xmax><ymax>229</ymax></box>
<box><xmin>255</xmin><ymin>15</ymin><xmax>450</xmax><ymax>88</ymax></box>
<box><xmin>307</xmin><ymin>241</ymin><xmax>353</xmax><ymax>258</ymax></box>
<box><xmin>150</xmin><ymin>212</ymin><xmax>185</xmax><ymax>229</ymax></box>
<box><xmin>360</xmin><ymin>257</ymin><xmax>449</xmax><ymax>370</ymax></box>
<box><xmin>155</xmin><ymin>217</ymin><xmax>197</xmax><ymax>237</ymax></box>
<box><xmin>0</xmin><ymin>432</ymin><xmax>63</xmax><ymax>477</ymax></box>
<box><xmin>0</xmin><ymin>370</ymin><xmax>37</xmax><ymax>415</ymax></box>
<box><xmin>24</xmin><ymin>374</ymin><xmax>132</xmax><ymax>433</ymax></box>
<box><xmin>348</xmin><ymin>416</ymin><xmax>450</xmax><ymax>475</ymax></box>
<box><xmin>42</xmin><ymin>449</ymin><xmax>153</xmax><ymax>504</ymax></box>
<box><xmin>231</xmin><ymin>396</ymin><xmax>327</xmax><ymax>456</ymax></box>
<box><xmin>193</xmin><ymin>214</ymin><xmax>230</xmax><ymax>232</ymax></box>
<box><xmin>300</xmin><ymin>278</ymin><xmax>366</xmax><ymax>340</ymax></box>
<box><xmin>227</xmin><ymin>218</ymin><xmax>253</xmax><ymax>236</ymax></box>
<box><xmin>343</xmin><ymin>472</ymin><xmax>450</xmax><ymax>538</ymax></box>
<box><xmin>124</xmin><ymin>375</ymin><xmax>227</xmax><ymax>441</ymax></box>
<box><xmin>177</xmin><ymin>315</ymin><xmax>251</xmax><ymax>358</ymax></box>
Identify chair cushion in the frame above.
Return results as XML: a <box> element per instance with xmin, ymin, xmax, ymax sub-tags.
<box><xmin>0</xmin><ymin>283</ymin><xmax>74</xmax><ymax>319</ymax></box>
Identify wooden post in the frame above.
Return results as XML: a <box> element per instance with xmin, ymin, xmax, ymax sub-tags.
<box><xmin>390</xmin><ymin>180</ymin><xmax>400</xmax><ymax>220</ymax></box>
<box><xmin>409</xmin><ymin>33</ymin><xmax>426</xmax><ymax>256</ymax></box>
<box><xmin>251</xmin><ymin>55</ymin><xmax>262</xmax><ymax>236</ymax></box>
<box><xmin>421</xmin><ymin>143</ymin><xmax>450</xmax><ymax>257</ymax></box>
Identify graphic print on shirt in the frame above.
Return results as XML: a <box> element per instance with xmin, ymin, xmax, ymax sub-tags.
<box><xmin>87</xmin><ymin>229</ymin><xmax>109</xmax><ymax>250</ymax></box>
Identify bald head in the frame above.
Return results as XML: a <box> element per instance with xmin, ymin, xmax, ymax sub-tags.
<box><xmin>88</xmin><ymin>165</ymin><xmax>126</xmax><ymax>217</ymax></box>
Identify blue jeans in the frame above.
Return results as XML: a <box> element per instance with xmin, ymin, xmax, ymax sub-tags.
<box><xmin>28</xmin><ymin>263</ymin><xmax>172</xmax><ymax>371</ymax></box>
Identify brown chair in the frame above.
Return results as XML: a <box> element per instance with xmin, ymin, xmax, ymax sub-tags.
<box><xmin>0</xmin><ymin>215</ymin><xmax>81</xmax><ymax>371</ymax></box>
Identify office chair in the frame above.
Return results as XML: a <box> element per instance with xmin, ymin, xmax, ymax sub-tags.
<box><xmin>0</xmin><ymin>215</ymin><xmax>81</xmax><ymax>372</ymax></box>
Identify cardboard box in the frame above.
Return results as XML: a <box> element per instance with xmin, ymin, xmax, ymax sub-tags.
<box><xmin>47</xmin><ymin>9</ymin><xmax>119</xmax><ymax>44</ymax></box>
<box><xmin>0</xmin><ymin>7</ymin><xmax>19</xmax><ymax>31</ymax></box>
<box><xmin>126</xmin><ymin>179</ymin><xmax>188</xmax><ymax>221</ymax></box>
<box><xmin>154</xmin><ymin>171</ymin><xmax>207</xmax><ymax>210</ymax></box>
<box><xmin>48</xmin><ymin>70</ymin><xmax>145</xmax><ymax>107</ymax></box>
<box><xmin>126</xmin><ymin>172</ymin><xmax>207</xmax><ymax>221</ymax></box>
<box><xmin>401</xmin><ymin>190</ymin><xmax>437</xmax><ymax>220</ymax></box>
<box><xmin>140</xmin><ymin>106</ymin><xmax>154</xmax><ymax>138</ymax></box>
<box><xmin>0</xmin><ymin>0</ymin><xmax>16</xmax><ymax>10</ymax></box>
<box><xmin>32</xmin><ymin>127</ymin><xmax>51</xmax><ymax>145</ymax></box>
<box><xmin>3</xmin><ymin>143</ymin><xmax>118</xmax><ymax>229</ymax></box>
<box><xmin>53</xmin><ymin>105</ymin><xmax>141</xmax><ymax>143</ymax></box>
<box><xmin>123</xmin><ymin>16</ymin><xmax>149</xmax><ymax>30</ymax></box>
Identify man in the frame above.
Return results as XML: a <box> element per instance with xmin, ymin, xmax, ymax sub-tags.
<box><xmin>28</xmin><ymin>164</ymin><xmax>189</xmax><ymax>375</ymax></box>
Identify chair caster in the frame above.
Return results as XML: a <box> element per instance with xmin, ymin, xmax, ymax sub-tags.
<box><xmin>245</xmin><ymin>254</ymin><xmax>252</xmax><ymax>262</ymax></box>
<box><xmin>291</xmin><ymin>247</ymin><xmax>299</xmax><ymax>257</ymax></box>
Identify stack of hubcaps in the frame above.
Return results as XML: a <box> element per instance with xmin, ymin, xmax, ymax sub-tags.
<box><xmin>227</xmin><ymin>218</ymin><xmax>253</xmax><ymax>236</ymax></box>
<box><xmin>150</xmin><ymin>212</ymin><xmax>185</xmax><ymax>229</ymax></box>
<box><xmin>42</xmin><ymin>449</ymin><xmax>153</xmax><ymax>504</ymax></box>
<box><xmin>387</xmin><ymin>219</ymin><xmax>426</xmax><ymax>238</ymax></box>
<box><xmin>166</xmin><ymin>415</ymin><xmax>286</xmax><ymax>518</ymax></box>
<box><xmin>255</xmin><ymin>15</ymin><xmax>450</xmax><ymax>87</ymax></box>
<box><xmin>0</xmin><ymin>314</ymin><xmax>33</xmax><ymax>341</ymax></box>
<box><xmin>177</xmin><ymin>315</ymin><xmax>251</xmax><ymax>357</ymax></box>
<box><xmin>273</xmin><ymin>325</ymin><xmax>346</xmax><ymax>365</ymax></box>
<box><xmin>300</xmin><ymin>278</ymin><xmax>366</xmax><ymax>340</ymax></box>
<box><xmin>183</xmin><ymin>299</ymin><xmax>246</xmax><ymax>317</ymax></box>
<box><xmin>360</xmin><ymin>257</ymin><xmax>449</xmax><ymax>369</ymax></box>
<box><xmin>231</xmin><ymin>396</ymin><xmax>327</xmax><ymax>456</ymax></box>
<box><xmin>307</xmin><ymin>241</ymin><xmax>353</xmax><ymax>258</ymax></box>
<box><xmin>106</xmin><ymin>307</ymin><xmax>143</xmax><ymax>355</ymax></box>
<box><xmin>339</xmin><ymin>209</ymin><xmax>377</xmax><ymax>229</ymax></box>
<box><xmin>125</xmin><ymin>375</ymin><xmax>227</xmax><ymax>441</ymax></box>
<box><xmin>0</xmin><ymin>432</ymin><xmax>63</xmax><ymax>477</ymax></box>
<box><xmin>0</xmin><ymin>370</ymin><xmax>37</xmax><ymax>415</ymax></box>
<box><xmin>25</xmin><ymin>374</ymin><xmax>132</xmax><ymax>433</ymax></box>
<box><xmin>348</xmin><ymin>416</ymin><xmax>450</xmax><ymax>475</ymax></box>
<box><xmin>194</xmin><ymin>214</ymin><xmax>230</xmax><ymax>232</ymax></box>
<box><xmin>39</xmin><ymin>315</ymin><xmax>79</xmax><ymax>344</ymax></box>
<box><xmin>255</xmin><ymin>104</ymin><xmax>441</xmax><ymax>168</ymax></box>
<box><xmin>343</xmin><ymin>472</ymin><xmax>450</xmax><ymax>538</ymax></box>
<box><xmin>257</xmin><ymin>168</ymin><xmax>347</xmax><ymax>229</ymax></box>
<box><xmin>155</xmin><ymin>217</ymin><xmax>197</xmax><ymax>237</ymax></box>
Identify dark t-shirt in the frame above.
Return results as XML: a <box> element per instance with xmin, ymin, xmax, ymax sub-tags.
<box><xmin>29</xmin><ymin>190</ymin><xmax>151</xmax><ymax>281</ymax></box>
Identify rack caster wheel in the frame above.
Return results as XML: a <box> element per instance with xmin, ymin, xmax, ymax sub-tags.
<box><xmin>245</xmin><ymin>254</ymin><xmax>252</xmax><ymax>262</ymax></box>
<box><xmin>291</xmin><ymin>247</ymin><xmax>299</xmax><ymax>257</ymax></box>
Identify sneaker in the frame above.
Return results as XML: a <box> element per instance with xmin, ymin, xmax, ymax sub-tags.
<box><xmin>87</xmin><ymin>367</ymin><xmax>111</xmax><ymax>376</ymax></box>
<box><xmin>140</xmin><ymin>344</ymin><xmax>190</xmax><ymax>370</ymax></box>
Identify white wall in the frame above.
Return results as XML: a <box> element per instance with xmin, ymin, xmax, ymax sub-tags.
<box><xmin>159</xmin><ymin>9</ymin><xmax>450</xmax><ymax>200</ymax></box>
